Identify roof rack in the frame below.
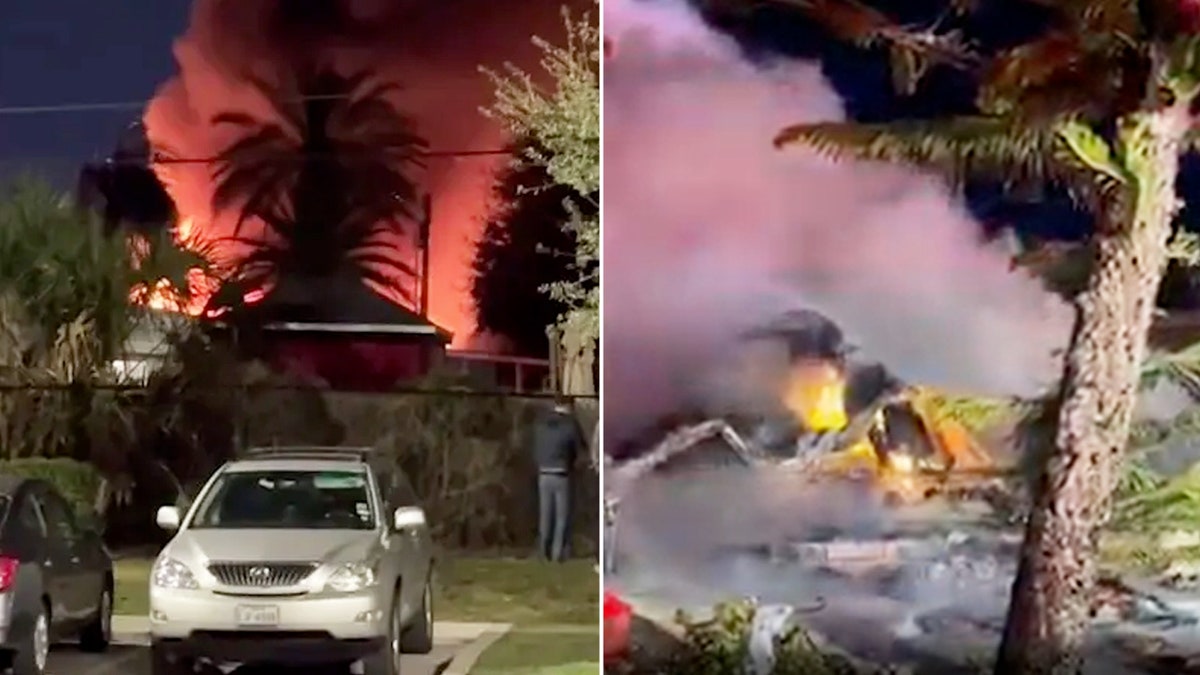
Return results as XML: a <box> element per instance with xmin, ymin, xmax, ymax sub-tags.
<box><xmin>242</xmin><ymin>446</ymin><xmax>376</xmax><ymax>462</ymax></box>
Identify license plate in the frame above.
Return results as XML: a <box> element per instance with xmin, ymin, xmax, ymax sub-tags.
<box><xmin>235</xmin><ymin>605</ymin><xmax>279</xmax><ymax>626</ymax></box>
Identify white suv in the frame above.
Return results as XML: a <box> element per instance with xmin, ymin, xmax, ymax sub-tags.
<box><xmin>148</xmin><ymin>447</ymin><xmax>434</xmax><ymax>675</ymax></box>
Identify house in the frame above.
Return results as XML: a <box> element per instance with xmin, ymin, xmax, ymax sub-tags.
<box><xmin>221</xmin><ymin>275</ymin><xmax>452</xmax><ymax>391</ymax></box>
<box><xmin>111</xmin><ymin>310</ymin><xmax>191</xmax><ymax>382</ymax></box>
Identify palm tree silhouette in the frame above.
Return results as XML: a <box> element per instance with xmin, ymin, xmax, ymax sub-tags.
<box><xmin>207</xmin><ymin>64</ymin><xmax>427</xmax><ymax>316</ymax></box>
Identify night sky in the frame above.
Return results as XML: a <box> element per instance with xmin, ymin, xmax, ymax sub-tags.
<box><xmin>0</xmin><ymin>0</ymin><xmax>186</xmax><ymax>183</ymax></box>
<box><xmin>2</xmin><ymin>0</ymin><xmax>1196</xmax><ymax>244</ymax></box>
<box><xmin>703</xmin><ymin>0</ymin><xmax>1200</xmax><ymax>247</ymax></box>
<box><xmin>0</xmin><ymin>0</ymin><xmax>1147</xmax><ymax>239</ymax></box>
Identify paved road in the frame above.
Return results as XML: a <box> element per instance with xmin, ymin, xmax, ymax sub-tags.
<box><xmin>46</xmin><ymin>638</ymin><xmax>470</xmax><ymax>675</ymax></box>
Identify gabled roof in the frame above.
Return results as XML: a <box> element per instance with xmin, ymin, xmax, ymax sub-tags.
<box><xmin>250</xmin><ymin>275</ymin><xmax>452</xmax><ymax>343</ymax></box>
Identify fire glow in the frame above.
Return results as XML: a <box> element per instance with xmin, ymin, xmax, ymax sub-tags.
<box><xmin>127</xmin><ymin>216</ymin><xmax>264</xmax><ymax>316</ymax></box>
<box><xmin>130</xmin><ymin>0</ymin><xmax>577</xmax><ymax>346</ymax></box>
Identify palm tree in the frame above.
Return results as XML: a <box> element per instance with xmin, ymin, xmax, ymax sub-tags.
<box><xmin>0</xmin><ymin>176</ymin><xmax>206</xmax><ymax>467</ymax></box>
<box><xmin>0</xmin><ymin>176</ymin><xmax>202</xmax><ymax>364</ymax></box>
<box><xmin>731</xmin><ymin>1</ymin><xmax>1200</xmax><ymax>672</ymax></box>
<box><xmin>206</xmin><ymin>64</ymin><xmax>428</xmax><ymax>315</ymax></box>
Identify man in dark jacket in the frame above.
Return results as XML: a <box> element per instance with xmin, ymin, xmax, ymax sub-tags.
<box><xmin>531</xmin><ymin>394</ymin><xmax>587</xmax><ymax>562</ymax></box>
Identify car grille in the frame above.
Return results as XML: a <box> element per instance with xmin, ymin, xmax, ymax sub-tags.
<box><xmin>207</xmin><ymin>562</ymin><xmax>317</xmax><ymax>587</ymax></box>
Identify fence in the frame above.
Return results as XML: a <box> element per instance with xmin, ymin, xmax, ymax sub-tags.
<box><xmin>443</xmin><ymin>350</ymin><xmax>553</xmax><ymax>394</ymax></box>
<box><xmin>0</xmin><ymin>382</ymin><xmax>599</xmax><ymax>555</ymax></box>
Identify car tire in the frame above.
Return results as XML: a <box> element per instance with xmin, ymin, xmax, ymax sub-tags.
<box><xmin>361</xmin><ymin>589</ymin><xmax>402</xmax><ymax>675</ymax></box>
<box><xmin>79</xmin><ymin>584</ymin><xmax>112</xmax><ymax>652</ymax></box>
<box><xmin>11</xmin><ymin>602</ymin><xmax>50</xmax><ymax>675</ymax></box>
<box><xmin>400</xmin><ymin>577</ymin><xmax>434</xmax><ymax>654</ymax></box>
<box><xmin>150</xmin><ymin>641</ymin><xmax>191</xmax><ymax>675</ymax></box>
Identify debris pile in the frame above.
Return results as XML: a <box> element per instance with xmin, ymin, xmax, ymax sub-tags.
<box><xmin>606</xmin><ymin>310</ymin><xmax>1200</xmax><ymax>672</ymax></box>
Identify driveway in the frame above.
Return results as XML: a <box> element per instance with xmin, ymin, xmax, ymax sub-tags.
<box><xmin>45</xmin><ymin>622</ymin><xmax>501</xmax><ymax>675</ymax></box>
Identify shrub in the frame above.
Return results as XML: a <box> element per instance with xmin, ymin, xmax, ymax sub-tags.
<box><xmin>0</xmin><ymin>457</ymin><xmax>103</xmax><ymax>525</ymax></box>
<box><xmin>235</xmin><ymin>368</ymin><xmax>599</xmax><ymax>552</ymax></box>
<box><xmin>666</xmin><ymin>600</ymin><xmax>866</xmax><ymax>675</ymax></box>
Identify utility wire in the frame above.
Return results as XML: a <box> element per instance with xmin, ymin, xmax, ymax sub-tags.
<box><xmin>3</xmin><ymin>95</ymin><xmax>515</xmax><ymax>162</ymax></box>
<box><xmin>0</xmin><ymin>100</ymin><xmax>151</xmax><ymax>115</ymax></box>
<box><xmin>143</xmin><ymin>148</ymin><xmax>512</xmax><ymax>164</ymax></box>
<box><xmin>0</xmin><ymin>89</ymin><xmax>483</xmax><ymax>116</ymax></box>
<box><xmin>18</xmin><ymin>148</ymin><xmax>513</xmax><ymax>168</ymax></box>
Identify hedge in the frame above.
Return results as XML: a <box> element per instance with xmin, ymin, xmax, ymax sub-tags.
<box><xmin>0</xmin><ymin>457</ymin><xmax>102</xmax><ymax>527</ymax></box>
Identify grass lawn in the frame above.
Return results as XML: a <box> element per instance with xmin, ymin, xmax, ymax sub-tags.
<box><xmin>470</xmin><ymin>629</ymin><xmax>599</xmax><ymax>674</ymax></box>
<box><xmin>433</xmin><ymin>556</ymin><xmax>598</xmax><ymax>625</ymax></box>
<box><xmin>114</xmin><ymin>557</ymin><xmax>152</xmax><ymax>616</ymax></box>
<box><xmin>113</xmin><ymin>555</ymin><xmax>599</xmax><ymax>627</ymax></box>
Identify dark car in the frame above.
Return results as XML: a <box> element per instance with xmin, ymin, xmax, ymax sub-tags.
<box><xmin>0</xmin><ymin>477</ymin><xmax>114</xmax><ymax>675</ymax></box>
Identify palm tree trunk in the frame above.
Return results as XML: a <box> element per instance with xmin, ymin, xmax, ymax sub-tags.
<box><xmin>995</xmin><ymin>107</ymin><xmax>1189</xmax><ymax>674</ymax></box>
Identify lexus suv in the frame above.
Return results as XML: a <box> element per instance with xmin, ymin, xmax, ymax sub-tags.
<box><xmin>148</xmin><ymin>447</ymin><xmax>435</xmax><ymax>675</ymax></box>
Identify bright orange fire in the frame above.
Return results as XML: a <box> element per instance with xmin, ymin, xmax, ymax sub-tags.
<box><xmin>126</xmin><ymin>216</ymin><xmax>264</xmax><ymax>316</ymax></box>
<box><xmin>780</xmin><ymin>361</ymin><xmax>997</xmax><ymax>501</ymax></box>
<box><xmin>131</xmin><ymin>0</ymin><xmax>577</xmax><ymax>348</ymax></box>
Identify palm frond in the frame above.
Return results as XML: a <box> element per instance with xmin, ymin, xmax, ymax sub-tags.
<box><xmin>753</xmin><ymin>0</ymin><xmax>980</xmax><ymax>93</ymax></box>
<box><xmin>770</xmin><ymin>0</ymin><xmax>976</xmax><ymax>58</ymax></box>
<box><xmin>978</xmin><ymin>30</ymin><xmax>1147</xmax><ymax>119</ymax></box>
<box><xmin>240</xmin><ymin>69</ymin><xmax>306</xmax><ymax>134</ymax></box>
<box><xmin>776</xmin><ymin>113</ymin><xmax>1129</xmax><ymax>212</ymax></box>
<box><xmin>351</xmin><ymin>251</ymin><xmax>417</xmax><ymax>279</ymax></box>
<box><xmin>211</xmin><ymin>125</ymin><xmax>297</xmax><ymax>169</ymax></box>
<box><xmin>211</xmin><ymin>162</ymin><xmax>297</xmax><ymax>219</ymax></box>
<box><xmin>1142</xmin><ymin>341</ymin><xmax>1200</xmax><ymax>397</ymax></box>
<box><xmin>355</xmin><ymin>264</ymin><xmax>415</xmax><ymax>303</ymax></box>
<box><xmin>208</xmin><ymin>65</ymin><xmax>428</xmax><ymax>305</ymax></box>
<box><xmin>774</xmin><ymin>115</ymin><xmax>1066</xmax><ymax>189</ymax></box>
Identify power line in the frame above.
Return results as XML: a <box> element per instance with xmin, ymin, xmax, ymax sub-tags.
<box><xmin>143</xmin><ymin>148</ymin><xmax>512</xmax><ymax>164</ymax></box>
<box><xmin>0</xmin><ymin>95</ymin><xmax>358</xmax><ymax>116</ymax></box>
<box><xmin>0</xmin><ymin>80</ymin><xmax>496</xmax><ymax>115</ymax></box>
<box><xmin>13</xmin><ymin>148</ymin><xmax>513</xmax><ymax>168</ymax></box>
<box><xmin>0</xmin><ymin>100</ymin><xmax>150</xmax><ymax>115</ymax></box>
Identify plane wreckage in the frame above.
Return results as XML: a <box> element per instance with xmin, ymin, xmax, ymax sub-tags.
<box><xmin>604</xmin><ymin>309</ymin><xmax>1022</xmax><ymax>572</ymax></box>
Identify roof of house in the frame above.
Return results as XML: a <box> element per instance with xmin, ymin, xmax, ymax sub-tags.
<box><xmin>249</xmin><ymin>275</ymin><xmax>452</xmax><ymax>343</ymax></box>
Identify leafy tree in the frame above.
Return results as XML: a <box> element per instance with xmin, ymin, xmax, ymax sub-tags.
<box><xmin>472</xmin><ymin>144</ymin><xmax>582</xmax><ymax>356</ymax></box>
<box><xmin>204</xmin><ymin>65</ymin><xmax>427</xmax><ymax>313</ymax></box>
<box><xmin>481</xmin><ymin>5</ymin><xmax>600</xmax><ymax>347</ymax></box>
<box><xmin>0</xmin><ymin>176</ymin><xmax>205</xmax><ymax>476</ymax></box>
<box><xmin>741</xmin><ymin>0</ymin><xmax>1200</xmax><ymax>671</ymax></box>
<box><xmin>76</xmin><ymin>121</ymin><xmax>177</xmax><ymax>236</ymax></box>
<box><xmin>0</xmin><ymin>176</ymin><xmax>200</xmax><ymax>367</ymax></box>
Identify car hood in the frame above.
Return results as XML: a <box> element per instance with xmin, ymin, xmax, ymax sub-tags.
<box><xmin>166</xmin><ymin>529</ymin><xmax>380</xmax><ymax>565</ymax></box>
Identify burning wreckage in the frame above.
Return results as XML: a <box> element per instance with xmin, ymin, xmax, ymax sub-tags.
<box><xmin>604</xmin><ymin>309</ymin><xmax>1016</xmax><ymax>555</ymax></box>
<box><xmin>605</xmin><ymin>310</ymin><xmax>1200</xmax><ymax>674</ymax></box>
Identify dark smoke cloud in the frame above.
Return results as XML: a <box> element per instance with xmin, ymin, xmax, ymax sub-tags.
<box><xmin>602</xmin><ymin>0</ymin><xmax>1073</xmax><ymax>445</ymax></box>
<box><xmin>144</xmin><ymin>0</ymin><xmax>583</xmax><ymax>345</ymax></box>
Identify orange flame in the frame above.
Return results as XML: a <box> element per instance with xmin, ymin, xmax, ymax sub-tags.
<box><xmin>127</xmin><ymin>216</ymin><xmax>263</xmax><ymax>316</ymax></box>
<box><xmin>779</xmin><ymin>360</ymin><xmax>997</xmax><ymax>501</ymax></box>
<box><xmin>130</xmin><ymin>0</ymin><xmax>581</xmax><ymax>348</ymax></box>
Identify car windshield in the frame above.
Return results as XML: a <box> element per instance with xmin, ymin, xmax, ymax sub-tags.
<box><xmin>190</xmin><ymin>470</ymin><xmax>375</xmax><ymax>530</ymax></box>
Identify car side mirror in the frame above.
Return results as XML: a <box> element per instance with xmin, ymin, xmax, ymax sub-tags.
<box><xmin>156</xmin><ymin>506</ymin><xmax>181</xmax><ymax>531</ymax></box>
<box><xmin>392</xmin><ymin>506</ymin><xmax>426</xmax><ymax>532</ymax></box>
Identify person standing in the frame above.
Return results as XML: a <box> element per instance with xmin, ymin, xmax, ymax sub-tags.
<box><xmin>531</xmin><ymin>394</ymin><xmax>586</xmax><ymax>562</ymax></box>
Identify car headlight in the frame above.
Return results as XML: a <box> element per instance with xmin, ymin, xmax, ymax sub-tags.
<box><xmin>325</xmin><ymin>562</ymin><xmax>378</xmax><ymax>593</ymax></box>
<box><xmin>152</xmin><ymin>558</ymin><xmax>199</xmax><ymax>590</ymax></box>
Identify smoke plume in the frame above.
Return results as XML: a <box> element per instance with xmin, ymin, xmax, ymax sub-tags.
<box><xmin>143</xmin><ymin>0</ymin><xmax>578</xmax><ymax>346</ymax></box>
<box><xmin>602</xmin><ymin>0</ymin><xmax>1073</xmax><ymax>444</ymax></box>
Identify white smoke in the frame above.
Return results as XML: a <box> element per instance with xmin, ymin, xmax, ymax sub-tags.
<box><xmin>601</xmin><ymin>0</ymin><xmax>1073</xmax><ymax>446</ymax></box>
